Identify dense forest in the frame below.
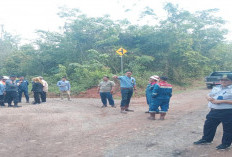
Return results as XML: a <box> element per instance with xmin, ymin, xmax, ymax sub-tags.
<box><xmin>0</xmin><ymin>3</ymin><xmax>232</xmax><ymax>94</ymax></box>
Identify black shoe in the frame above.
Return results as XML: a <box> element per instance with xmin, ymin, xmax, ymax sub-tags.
<box><xmin>8</xmin><ymin>105</ymin><xmax>14</xmax><ymax>107</ymax></box>
<box><xmin>13</xmin><ymin>105</ymin><xmax>22</xmax><ymax>108</ymax></box>
<box><xmin>111</xmin><ymin>105</ymin><xmax>116</xmax><ymax>108</ymax></box>
<box><xmin>101</xmin><ymin>105</ymin><xmax>107</xmax><ymax>108</ymax></box>
<box><xmin>125</xmin><ymin>109</ymin><xmax>134</xmax><ymax>112</ymax></box>
<box><xmin>32</xmin><ymin>102</ymin><xmax>40</xmax><ymax>105</ymax></box>
<box><xmin>193</xmin><ymin>139</ymin><xmax>212</xmax><ymax>145</ymax></box>
<box><xmin>216</xmin><ymin>144</ymin><xmax>230</xmax><ymax>150</ymax></box>
<box><xmin>26</xmin><ymin>101</ymin><xmax>29</xmax><ymax>103</ymax></box>
<box><xmin>145</xmin><ymin>111</ymin><xmax>150</xmax><ymax>113</ymax></box>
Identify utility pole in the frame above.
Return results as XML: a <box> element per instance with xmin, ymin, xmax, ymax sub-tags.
<box><xmin>120</xmin><ymin>55</ymin><xmax>123</xmax><ymax>75</ymax></box>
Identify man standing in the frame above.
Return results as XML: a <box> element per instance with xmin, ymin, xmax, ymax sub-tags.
<box><xmin>149</xmin><ymin>76</ymin><xmax>172</xmax><ymax>120</ymax></box>
<box><xmin>5</xmin><ymin>75</ymin><xmax>21</xmax><ymax>107</ymax></box>
<box><xmin>39</xmin><ymin>76</ymin><xmax>48</xmax><ymax>103</ymax></box>
<box><xmin>145</xmin><ymin>76</ymin><xmax>159</xmax><ymax>113</ymax></box>
<box><xmin>97</xmin><ymin>76</ymin><xmax>116</xmax><ymax>108</ymax></box>
<box><xmin>57</xmin><ymin>77</ymin><xmax>71</xmax><ymax>101</ymax></box>
<box><xmin>113</xmin><ymin>71</ymin><xmax>136</xmax><ymax>113</ymax></box>
<box><xmin>1</xmin><ymin>76</ymin><xmax>9</xmax><ymax>104</ymax></box>
<box><xmin>0</xmin><ymin>76</ymin><xmax>5</xmax><ymax>106</ymax></box>
<box><xmin>16</xmin><ymin>76</ymin><xmax>29</xmax><ymax>103</ymax></box>
<box><xmin>194</xmin><ymin>74</ymin><xmax>232</xmax><ymax>150</ymax></box>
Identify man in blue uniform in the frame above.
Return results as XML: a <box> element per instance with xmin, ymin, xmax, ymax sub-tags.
<box><xmin>113</xmin><ymin>71</ymin><xmax>136</xmax><ymax>113</ymax></box>
<box><xmin>149</xmin><ymin>76</ymin><xmax>172</xmax><ymax>120</ymax></box>
<box><xmin>0</xmin><ymin>76</ymin><xmax>5</xmax><ymax>106</ymax></box>
<box><xmin>5</xmin><ymin>75</ymin><xmax>21</xmax><ymax>107</ymax></box>
<box><xmin>145</xmin><ymin>76</ymin><xmax>159</xmax><ymax>113</ymax></box>
<box><xmin>16</xmin><ymin>76</ymin><xmax>29</xmax><ymax>103</ymax></box>
<box><xmin>194</xmin><ymin>74</ymin><xmax>232</xmax><ymax>150</ymax></box>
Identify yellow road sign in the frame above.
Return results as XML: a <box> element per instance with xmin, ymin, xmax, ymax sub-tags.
<box><xmin>116</xmin><ymin>48</ymin><xmax>127</xmax><ymax>56</ymax></box>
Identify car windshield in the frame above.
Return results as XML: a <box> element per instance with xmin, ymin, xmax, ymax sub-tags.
<box><xmin>211</xmin><ymin>72</ymin><xmax>232</xmax><ymax>76</ymax></box>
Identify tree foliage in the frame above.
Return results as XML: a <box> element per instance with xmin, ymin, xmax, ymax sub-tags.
<box><xmin>0</xmin><ymin>3</ymin><xmax>231</xmax><ymax>93</ymax></box>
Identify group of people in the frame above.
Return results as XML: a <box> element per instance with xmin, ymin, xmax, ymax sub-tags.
<box><xmin>98</xmin><ymin>71</ymin><xmax>173</xmax><ymax>119</ymax></box>
<box><xmin>1</xmin><ymin>71</ymin><xmax>232</xmax><ymax>150</ymax></box>
<box><xmin>0</xmin><ymin>75</ymin><xmax>71</xmax><ymax>107</ymax></box>
<box><xmin>0</xmin><ymin>75</ymin><xmax>48</xmax><ymax>107</ymax></box>
<box><xmin>98</xmin><ymin>71</ymin><xmax>232</xmax><ymax>150</ymax></box>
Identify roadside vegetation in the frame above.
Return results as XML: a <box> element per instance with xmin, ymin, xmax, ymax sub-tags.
<box><xmin>0</xmin><ymin>3</ymin><xmax>232</xmax><ymax>94</ymax></box>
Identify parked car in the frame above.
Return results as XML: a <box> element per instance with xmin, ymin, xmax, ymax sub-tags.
<box><xmin>205</xmin><ymin>71</ymin><xmax>232</xmax><ymax>89</ymax></box>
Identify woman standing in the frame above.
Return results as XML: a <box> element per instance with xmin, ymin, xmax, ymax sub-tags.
<box><xmin>31</xmin><ymin>77</ymin><xmax>44</xmax><ymax>104</ymax></box>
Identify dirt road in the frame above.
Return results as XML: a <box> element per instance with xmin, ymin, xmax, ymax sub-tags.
<box><xmin>0</xmin><ymin>88</ymin><xmax>231</xmax><ymax>157</ymax></box>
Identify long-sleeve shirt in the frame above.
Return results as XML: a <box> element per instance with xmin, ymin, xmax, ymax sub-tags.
<box><xmin>5</xmin><ymin>79</ymin><xmax>18</xmax><ymax>92</ymax></box>
<box><xmin>42</xmin><ymin>80</ymin><xmax>48</xmax><ymax>92</ymax></box>
<box><xmin>146</xmin><ymin>82</ymin><xmax>157</xmax><ymax>104</ymax></box>
<box><xmin>152</xmin><ymin>81</ymin><xmax>172</xmax><ymax>100</ymax></box>
<box><xmin>31</xmin><ymin>82</ymin><xmax>44</xmax><ymax>92</ymax></box>
<box><xmin>16</xmin><ymin>80</ymin><xmax>29</xmax><ymax>91</ymax></box>
<box><xmin>118</xmin><ymin>76</ymin><xmax>136</xmax><ymax>88</ymax></box>
<box><xmin>57</xmin><ymin>80</ymin><xmax>71</xmax><ymax>91</ymax></box>
<box><xmin>0</xmin><ymin>83</ymin><xmax>5</xmax><ymax>95</ymax></box>
<box><xmin>208</xmin><ymin>85</ymin><xmax>232</xmax><ymax>109</ymax></box>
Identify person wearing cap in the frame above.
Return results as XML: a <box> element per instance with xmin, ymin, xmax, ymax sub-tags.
<box><xmin>57</xmin><ymin>77</ymin><xmax>71</xmax><ymax>101</ymax></box>
<box><xmin>113</xmin><ymin>70</ymin><xmax>136</xmax><ymax>113</ymax></box>
<box><xmin>149</xmin><ymin>76</ymin><xmax>172</xmax><ymax>120</ymax></box>
<box><xmin>0</xmin><ymin>76</ymin><xmax>8</xmax><ymax>86</ymax></box>
<box><xmin>97</xmin><ymin>76</ymin><xmax>116</xmax><ymax>108</ymax></box>
<box><xmin>5</xmin><ymin>75</ymin><xmax>21</xmax><ymax>107</ymax></box>
<box><xmin>16</xmin><ymin>76</ymin><xmax>29</xmax><ymax>103</ymax></box>
<box><xmin>39</xmin><ymin>76</ymin><xmax>48</xmax><ymax>103</ymax></box>
<box><xmin>145</xmin><ymin>76</ymin><xmax>159</xmax><ymax>113</ymax></box>
<box><xmin>194</xmin><ymin>74</ymin><xmax>232</xmax><ymax>150</ymax></box>
<box><xmin>0</xmin><ymin>76</ymin><xmax>5</xmax><ymax>106</ymax></box>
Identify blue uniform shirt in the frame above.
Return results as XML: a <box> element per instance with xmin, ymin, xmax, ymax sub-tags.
<box><xmin>118</xmin><ymin>76</ymin><xmax>136</xmax><ymax>88</ymax></box>
<box><xmin>146</xmin><ymin>83</ymin><xmax>156</xmax><ymax>105</ymax></box>
<box><xmin>208</xmin><ymin>85</ymin><xmax>232</xmax><ymax>109</ymax></box>
<box><xmin>16</xmin><ymin>80</ymin><xmax>29</xmax><ymax>91</ymax></box>
<box><xmin>152</xmin><ymin>81</ymin><xmax>172</xmax><ymax>100</ymax></box>
<box><xmin>0</xmin><ymin>83</ymin><xmax>5</xmax><ymax>95</ymax></box>
<box><xmin>57</xmin><ymin>80</ymin><xmax>71</xmax><ymax>91</ymax></box>
<box><xmin>5</xmin><ymin>79</ymin><xmax>18</xmax><ymax>92</ymax></box>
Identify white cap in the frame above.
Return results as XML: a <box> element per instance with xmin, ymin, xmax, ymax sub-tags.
<box><xmin>2</xmin><ymin>76</ymin><xmax>9</xmax><ymax>80</ymax></box>
<box><xmin>153</xmin><ymin>75</ymin><xmax>159</xmax><ymax>79</ymax></box>
<box><xmin>150</xmin><ymin>76</ymin><xmax>159</xmax><ymax>81</ymax></box>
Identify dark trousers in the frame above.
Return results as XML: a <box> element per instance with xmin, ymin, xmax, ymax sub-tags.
<box><xmin>18</xmin><ymin>90</ymin><xmax>29</xmax><ymax>102</ymax></box>
<box><xmin>41</xmin><ymin>91</ymin><xmax>46</xmax><ymax>102</ymax></box>
<box><xmin>202</xmin><ymin>109</ymin><xmax>232</xmax><ymax>146</ymax></box>
<box><xmin>120</xmin><ymin>88</ymin><xmax>133</xmax><ymax>107</ymax></box>
<box><xmin>100</xmin><ymin>92</ymin><xmax>114</xmax><ymax>106</ymax></box>
<box><xmin>6</xmin><ymin>91</ymin><xmax>18</xmax><ymax>106</ymax></box>
<box><xmin>0</xmin><ymin>95</ymin><xmax>5</xmax><ymax>106</ymax></box>
<box><xmin>34</xmin><ymin>92</ymin><xmax>43</xmax><ymax>104</ymax></box>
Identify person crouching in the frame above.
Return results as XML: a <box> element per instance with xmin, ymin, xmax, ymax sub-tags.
<box><xmin>149</xmin><ymin>76</ymin><xmax>172</xmax><ymax>120</ymax></box>
<box><xmin>31</xmin><ymin>77</ymin><xmax>44</xmax><ymax>105</ymax></box>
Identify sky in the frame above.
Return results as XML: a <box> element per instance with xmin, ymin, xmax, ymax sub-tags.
<box><xmin>0</xmin><ymin>0</ymin><xmax>232</xmax><ymax>43</ymax></box>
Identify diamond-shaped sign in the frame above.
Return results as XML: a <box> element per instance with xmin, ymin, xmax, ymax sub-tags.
<box><xmin>116</xmin><ymin>48</ymin><xmax>127</xmax><ymax>56</ymax></box>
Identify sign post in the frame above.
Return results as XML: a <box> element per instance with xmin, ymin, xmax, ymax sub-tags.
<box><xmin>116</xmin><ymin>48</ymin><xmax>127</xmax><ymax>74</ymax></box>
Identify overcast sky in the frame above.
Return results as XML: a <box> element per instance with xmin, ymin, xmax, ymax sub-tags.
<box><xmin>0</xmin><ymin>0</ymin><xmax>232</xmax><ymax>43</ymax></box>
